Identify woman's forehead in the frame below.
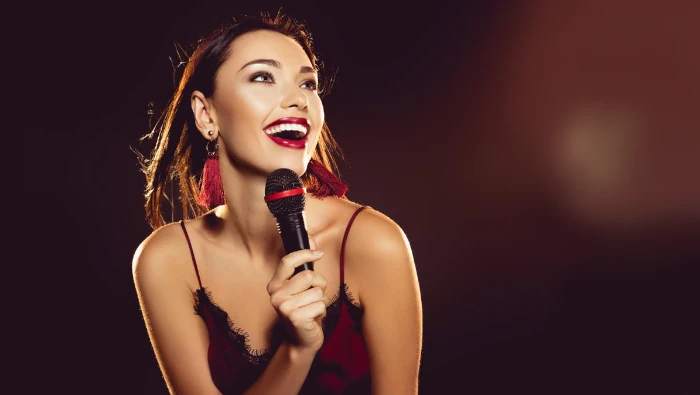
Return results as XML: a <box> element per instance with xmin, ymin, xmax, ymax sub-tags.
<box><xmin>227</xmin><ymin>30</ymin><xmax>312</xmax><ymax>69</ymax></box>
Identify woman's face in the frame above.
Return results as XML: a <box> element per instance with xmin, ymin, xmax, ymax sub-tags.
<box><xmin>208</xmin><ymin>29</ymin><xmax>324</xmax><ymax>177</ymax></box>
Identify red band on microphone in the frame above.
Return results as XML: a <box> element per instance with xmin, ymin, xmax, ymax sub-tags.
<box><xmin>264</xmin><ymin>187</ymin><xmax>306</xmax><ymax>202</ymax></box>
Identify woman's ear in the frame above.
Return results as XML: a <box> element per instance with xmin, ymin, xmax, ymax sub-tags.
<box><xmin>191</xmin><ymin>91</ymin><xmax>217</xmax><ymax>139</ymax></box>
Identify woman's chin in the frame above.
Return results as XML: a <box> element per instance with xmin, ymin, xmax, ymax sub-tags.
<box><xmin>264</xmin><ymin>158</ymin><xmax>308</xmax><ymax>177</ymax></box>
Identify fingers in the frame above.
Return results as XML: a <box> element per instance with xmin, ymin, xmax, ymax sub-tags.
<box><xmin>265</xmin><ymin>236</ymin><xmax>328</xmax><ymax>351</ymax></box>
<box><xmin>277</xmin><ymin>286</ymin><xmax>328</xmax><ymax>318</ymax></box>
<box><xmin>269</xmin><ymin>269</ymin><xmax>328</xmax><ymax>307</ymax></box>
<box><xmin>285</xmin><ymin>269</ymin><xmax>328</xmax><ymax>294</ymax></box>
<box><xmin>287</xmin><ymin>300</ymin><xmax>327</xmax><ymax>328</ymax></box>
<box><xmin>267</xmin><ymin>248</ymin><xmax>324</xmax><ymax>294</ymax></box>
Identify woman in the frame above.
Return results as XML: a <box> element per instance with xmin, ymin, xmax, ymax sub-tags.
<box><xmin>132</xmin><ymin>11</ymin><xmax>422</xmax><ymax>395</ymax></box>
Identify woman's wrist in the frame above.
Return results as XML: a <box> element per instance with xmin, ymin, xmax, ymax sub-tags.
<box><xmin>286</xmin><ymin>342</ymin><xmax>318</xmax><ymax>365</ymax></box>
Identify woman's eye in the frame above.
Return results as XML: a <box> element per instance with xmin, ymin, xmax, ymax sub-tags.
<box><xmin>302</xmin><ymin>80</ymin><xmax>318</xmax><ymax>90</ymax></box>
<box><xmin>251</xmin><ymin>72</ymin><xmax>274</xmax><ymax>83</ymax></box>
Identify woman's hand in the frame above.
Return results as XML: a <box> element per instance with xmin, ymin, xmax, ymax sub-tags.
<box><xmin>266</xmin><ymin>238</ymin><xmax>329</xmax><ymax>353</ymax></box>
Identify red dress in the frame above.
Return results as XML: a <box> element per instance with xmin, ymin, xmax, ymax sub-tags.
<box><xmin>180</xmin><ymin>206</ymin><xmax>371</xmax><ymax>394</ymax></box>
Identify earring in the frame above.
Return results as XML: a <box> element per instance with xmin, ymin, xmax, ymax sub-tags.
<box><xmin>306</xmin><ymin>158</ymin><xmax>349</xmax><ymax>198</ymax></box>
<box><xmin>197</xmin><ymin>131</ymin><xmax>225</xmax><ymax>207</ymax></box>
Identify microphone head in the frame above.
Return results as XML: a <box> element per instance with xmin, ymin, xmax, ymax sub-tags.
<box><xmin>265</xmin><ymin>168</ymin><xmax>306</xmax><ymax>216</ymax></box>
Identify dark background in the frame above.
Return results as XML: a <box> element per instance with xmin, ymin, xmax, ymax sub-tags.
<box><xmin>22</xmin><ymin>0</ymin><xmax>699</xmax><ymax>394</ymax></box>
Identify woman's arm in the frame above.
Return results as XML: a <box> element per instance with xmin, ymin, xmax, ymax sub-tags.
<box><xmin>132</xmin><ymin>225</ymin><xmax>321</xmax><ymax>395</ymax></box>
<box><xmin>349</xmin><ymin>210</ymin><xmax>424</xmax><ymax>395</ymax></box>
<box><xmin>132</xmin><ymin>227</ymin><xmax>223</xmax><ymax>395</ymax></box>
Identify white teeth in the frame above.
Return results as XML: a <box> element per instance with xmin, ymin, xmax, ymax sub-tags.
<box><xmin>264</xmin><ymin>123</ymin><xmax>308</xmax><ymax>136</ymax></box>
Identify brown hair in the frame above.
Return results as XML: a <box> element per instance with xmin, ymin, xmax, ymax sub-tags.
<box><xmin>136</xmin><ymin>11</ymin><xmax>345</xmax><ymax>229</ymax></box>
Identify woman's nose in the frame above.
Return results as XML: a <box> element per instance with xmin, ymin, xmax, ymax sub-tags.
<box><xmin>281</xmin><ymin>86</ymin><xmax>308</xmax><ymax>110</ymax></box>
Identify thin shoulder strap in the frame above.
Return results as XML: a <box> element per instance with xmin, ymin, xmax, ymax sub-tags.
<box><xmin>179</xmin><ymin>220</ymin><xmax>203</xmax><ymax>289</ymax></box>
<box><xmin>339</xmin><ymin>206</ymin><xmax>370</xmax><ymax>285</ymax></box>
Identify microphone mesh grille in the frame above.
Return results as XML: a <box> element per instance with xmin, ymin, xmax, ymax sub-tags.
<box><xmin>265</xmin><ymin>168</ymin><xmax>305</xmax><ymax>215</ymax></box>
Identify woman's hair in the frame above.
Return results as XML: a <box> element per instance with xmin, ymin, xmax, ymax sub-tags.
<box><xmin>136</xmin><ymin>10</ymin><xmax>344</xmax><ymax>229</ymax></box>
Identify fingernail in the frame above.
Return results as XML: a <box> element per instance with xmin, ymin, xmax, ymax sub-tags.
<box><xmin>312</xmin><ymin>250</ymin><xmax>324</xmax><ymax>256</ymax></box>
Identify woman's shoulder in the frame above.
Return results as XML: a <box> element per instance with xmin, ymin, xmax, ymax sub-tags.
<box><xmin>351</xmin><ymin>207</ymin><xmax>409</xmax><ymax>254</ymax></box>
<box><xmin>327</xmin><ymin>198</ymin><xmax>416</xmax><ymax>304</ymax></box>
<box><xmin>321</xmin><ymin>197</ymin><xmax>410</xmax><ymax>253</ymax></box>
<box><xmin>131</xmin><ymin>221</ymin><xmax>196</xmax><ymax>287</ymax></box>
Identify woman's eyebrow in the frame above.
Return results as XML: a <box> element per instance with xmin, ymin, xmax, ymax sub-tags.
<box><xmin>239</xmin><ymin>58</ymin><xmax>317</xmax><ymax>74</ymax></box>
<box><xmin>239</xmin><ymin>58</ymin><xmax>280</xmax><ymax>70</ymax></box>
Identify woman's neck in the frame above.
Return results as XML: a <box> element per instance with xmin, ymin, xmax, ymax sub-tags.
<box><xmin>215</xmin><ymin>168</ymin><xmax>285</xmax><ymax>263</ymax></box>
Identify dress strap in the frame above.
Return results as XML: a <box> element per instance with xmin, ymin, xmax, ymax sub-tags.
<box><xmin>179</xmin><ymin>220</ymin><xmax>203</xmax><ymax>289</ymax></box>
<box><xmin>339</xmin><ymin>206</ymin><xmax>370</xmax><ymax>285</ymax></box>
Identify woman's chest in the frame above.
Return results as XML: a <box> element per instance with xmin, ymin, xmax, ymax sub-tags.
<box><xmin>196</xmin><ymin>250</ymin><xmax>343</xmax><ymax>351</ymax></box>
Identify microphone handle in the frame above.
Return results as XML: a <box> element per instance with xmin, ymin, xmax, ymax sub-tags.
<box><xmin>276</xmin><ymin>211</ymin><xmax>314</xmax><ymax>275</ymax></box>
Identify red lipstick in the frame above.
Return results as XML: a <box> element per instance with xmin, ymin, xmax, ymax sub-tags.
<box><xmin>266</xmin><ymin>135</ymin><xmax>308</xmax><ymax>149</ymax></box>
<box><xmin>264</xmin><ymin>117</ymin><xmax>310</xmax><ymax>150</ymax></box>
<box><xmin>264</xmin><ymin>117</ymin><xmax>310</xmax><ymax>129</ymax></box>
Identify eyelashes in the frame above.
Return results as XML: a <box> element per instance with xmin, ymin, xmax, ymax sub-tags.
<box><xmin>250</xmin><ymin>71</ymin><xmax>318</xmax><ymax>91</ymax></box>
<box><xmin>301</xmin><ymin>80</ymin><xmax>319</xmax><ymax>90</ymax></box>
<box><xmin>250</xmin><ymin>71</ymin><xmax>274</xmax><ymax>83</ymax></box>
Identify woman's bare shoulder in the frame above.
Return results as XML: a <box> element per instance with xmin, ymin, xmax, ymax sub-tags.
<box><xmin>344</xmin><ymin>204</ymin><xmax>412</xmax><ymax>264</ymax></box>
<box><xmin>131</xmin><ymin>221</ymin><xmax>196</xmax><ymax>287</ymax></box>
<box><xmin>329</xmin><ymin>201</ymin><xmax>416</xmax><ymax>307</ymax></box>
<box><xmin>316</xmin><ymin>197</ymin><xmax>408</xmax><ymax>255</ymax></box>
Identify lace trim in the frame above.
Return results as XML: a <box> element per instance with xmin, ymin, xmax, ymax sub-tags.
<box><xmin>194</xmin><ymin>283</ymin><xmax>363</xmax><ymax>366</ymax></box>
<box><xmin>194</xmin><ymin>288</ymin><xmax>276</xmax><ymax>366</ymax></box>
<box><xmin>329</xmin><ymin>282</ymin><xmax>361</xmax><ymax>309</ymax></box>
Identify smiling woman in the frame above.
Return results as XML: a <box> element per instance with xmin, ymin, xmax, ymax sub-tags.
<box><xmin>131</xmin><ymin>10</ymin><xmax>423</xmax><ymax>395</ymax></box>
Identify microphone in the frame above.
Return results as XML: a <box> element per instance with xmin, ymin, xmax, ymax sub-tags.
<box><xmin>264</xmin><ymin>168</ymin><xmax>313</xmax><ymax>276</ymax></box>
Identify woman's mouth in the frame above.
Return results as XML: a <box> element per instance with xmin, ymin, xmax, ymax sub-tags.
<box><xmin>263</xmin><ymin>119</ymin><xmax>309</xmax><ymax>149</ymax></box>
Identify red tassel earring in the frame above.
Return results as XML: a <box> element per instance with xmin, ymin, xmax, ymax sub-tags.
<box><xmin>307</xmin><ymin>158</ymin><xmax>349</xmax><ymax>198</ymax></box>
<box><xmin>197</xmin><ymin>131</ymin><xmax>225</xmax><ymax>207</ymax></box>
